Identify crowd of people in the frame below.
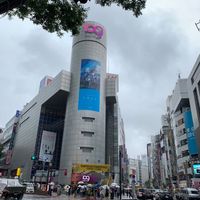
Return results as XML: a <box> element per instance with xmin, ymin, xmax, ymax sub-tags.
<box><xmin>47</xmin><ymin>182</ymin><xmax>133</xmax><ymax>199</ymax></box>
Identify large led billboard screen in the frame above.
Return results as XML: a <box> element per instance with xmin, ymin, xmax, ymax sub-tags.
<box><xmin>183</xmin><ymin>111</ymin><xmax>198</xmax><ymax>156</ymax></box>
<box><xmin>78</xmin><ymin>59</ymin><xmax>101</xmax><ymax>112</ymax></box>
<box><xmin>193</xmin><ymin>164</ymin><xmax>200</xmax><ymax>175</ymax></box>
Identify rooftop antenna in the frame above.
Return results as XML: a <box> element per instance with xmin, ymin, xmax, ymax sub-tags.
<box><xmin>178</xmin><ymin>73</ymin><xmax>181</xmax><ymax>79</ymax></box>
<box><xmin>195</xmin><ymin>20</ymin><xmax>200</xmax><ymax>31</ymax></box>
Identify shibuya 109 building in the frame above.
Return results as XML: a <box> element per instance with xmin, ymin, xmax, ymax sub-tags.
<box><xmin>1</xmin><ymin>21</ymin><xmax>128</xmax><ymax>184</ymax></box>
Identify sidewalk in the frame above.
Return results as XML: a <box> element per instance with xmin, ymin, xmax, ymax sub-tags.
<box><xmin>24</xmin><ymin>194</ymin><xmax>137</xmax><ymax>200</ymax></box>
<box><xmin>53</xmin><ymin>194</ymin><xmax>137</xmax><ymax>200</ymax></box>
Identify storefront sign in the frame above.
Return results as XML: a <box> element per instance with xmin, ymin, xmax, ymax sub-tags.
<box><xmin>72</xmin><ymin>163</ymin><xmax>110</xmax><ymax>173</ymax></box>
<box><xmin>83</xmin><ymin>23</ymin><xmax>104</xmax><ymax>39</ymax></box>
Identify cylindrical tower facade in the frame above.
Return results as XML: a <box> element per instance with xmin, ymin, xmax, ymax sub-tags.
<box><xmin>59</xmin><ymin>21</ymin><xmax>107</xmax><ymax>184</ymax></box>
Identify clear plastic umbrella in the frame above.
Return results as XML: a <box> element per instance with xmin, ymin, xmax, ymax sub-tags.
<box><xmin>110</xmin><ymin>183</ymin><xmax>119</xmax><ymax>187</ymax></box>
<box><xmin>78</xmin><ymin>181</ymin><xmax>84</xmax><ymax>185</ymax></box>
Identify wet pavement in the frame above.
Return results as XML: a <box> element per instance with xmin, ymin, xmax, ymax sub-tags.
<box><xmin>23</xmin><ymin>194</ymin><xmax>135</xmax><ymax>200</ymax></box>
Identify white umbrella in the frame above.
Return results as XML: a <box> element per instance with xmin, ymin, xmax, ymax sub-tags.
<box><xmin>110</xmin><ymin>183</ymin><xmax>118</xmax><ymax>187</ymax></box>
<box><xmin>64</xmin><ymin>185</ymin><xmax>70</xmax><ymax>190</ymax></box>
<box><xmin>49</xmin><ymin>181</ymin><xmax>55</xmax><ymax>186</ymax></box>
<box><xmin>102</xmin><ymin>185</ymin><xmax>109</xmax><ymax>189</ymax></box>
<box><xmin>78</xmin><ymin>181</ymin><xmax>84</xmax><ymax>185</ymax></box>
<box><xmin>87</xmin><ymin>184</ymin><xmax>93</xmax><ymax>187</ymax></box>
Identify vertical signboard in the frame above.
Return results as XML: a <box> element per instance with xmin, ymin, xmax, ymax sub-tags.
<box><xmin>78</xmin><ymin>59</ymin><xmax>101</xmax><ymax>112</ymax></box>
<box><xmin>39</xmin><ymin>130</ymin><xmax>57</xmax><ymax>162</ymax></box>
<box><xmin>183</xmin><ymin>111</ymin><xmax>198</xmax><ymax>156</ymax></box>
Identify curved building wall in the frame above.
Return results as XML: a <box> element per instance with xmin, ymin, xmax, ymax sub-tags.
<box><xmin>59</xmin><ymin>21</ymin><xmax>107</xmax><ymax>183</ymax></box>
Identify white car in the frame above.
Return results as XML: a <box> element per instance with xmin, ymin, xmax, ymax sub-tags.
<box><xmin>24</xmin><ymin>183</ymin><xmax>34</xmax><ymax>193</ymax></box>
<box><xmin>179</xmin><ymin>188</ymin><xmax>200</xmax><ymax>200</ymax></box>
<box><xmin>0</xmin><ymin>178</ymin><xmax>26</xmax><ymax>200</ymax></box>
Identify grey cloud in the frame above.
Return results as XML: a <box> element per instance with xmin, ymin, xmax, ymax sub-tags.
<box><xmin>87</xmin><ymin>4</ymin><xmax>192</xmax><ymax>156</ymax></box>
<box><xmin>1</xmin><ymin>2</ymin><xmax>200</xmax><ymax>158</ymax></box>
<box><xmin>17</xmin><ymin>29</ymin><xmax>72</xmax><ymax>76</ymax></box>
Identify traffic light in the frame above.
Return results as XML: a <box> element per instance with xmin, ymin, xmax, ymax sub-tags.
<box><xmin>16</xmin><ymin>168</ymin><xmax>21</xmax><ymax>176</ymax></box>
<box><xmin>31</xmin><ymin>155</ymin><xmax>36</xmax><ymax>160</ymax></box>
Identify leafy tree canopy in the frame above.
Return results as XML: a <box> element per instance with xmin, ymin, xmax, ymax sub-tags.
<box><xmin>7</xmin><ymin>0</ymin><xmax>146</xmax><ymax>36</ymax></box>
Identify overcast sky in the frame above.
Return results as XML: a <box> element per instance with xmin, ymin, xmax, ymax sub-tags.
<box><xmin>0</xmin><ymin>1</ymin><xmax>200</xmax><ymax>158</ymax></box>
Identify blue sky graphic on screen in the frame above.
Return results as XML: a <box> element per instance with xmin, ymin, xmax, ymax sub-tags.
<box><xmin>183</xmin><ymin>111</ymin><xmax>198</xmax><ymax>156</ymax></box>
<box><xmin>78</xmin><ymin>59</ymin><xmax>101</xmax><ymax>112</ymax></box>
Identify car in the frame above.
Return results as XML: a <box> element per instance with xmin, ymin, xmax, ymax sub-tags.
<box><xmin>0</xmin><ymin>178</ymin><xmax>26</xmax><ymax>200</ymax></box>
<box><xmin>136</xmin><ymin>188</ymin><xmax>154</xmax><ymax>200</ymax></box>
<box><xmin>157</xmin><ymin>191</ymin><xmax>173</xmax><ymax>200</ymax></box>
<box><xmin>137</xmin><ymin>188</ymin><xmax>146</xmax><ymax>199</ymax></box>
<box><xmin>178</xmin><ymin>188</ymin><xmax>200</xmax><ymax>200</ymax></box>
<box><xmin>144</xmin><ymin>189</ymin><xmax>154</xmax><ymax>200</ymax></box>
<box><xmin>175</xmin><ymin>190</ymin><xmax>182</xmax><ymax>200</ymax></box>
<box><xmin>23</xmin><ymin>182</ymin><xmax>35</xmax><ymax>193</ymax></box>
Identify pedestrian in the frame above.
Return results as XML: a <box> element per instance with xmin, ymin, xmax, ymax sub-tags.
<box><xmin>57</xmin><ymin>184</ymin><xmax>61</xmax><ymax>196</ymax></box>
<box><xmin>64</xmin><ymin>185</ymin><xmax>71</xmax><ymax>196</ymax></box>
<box><xmin>48</xmin><ymin>182</ymin><xmax>54</xmax><ymax>196</ymax></box>
<box><xmin>122</xmin><ymin>188</ymin><xmax>125</xmax><ymax>196</ymax></box>
<box><xmin>128</xmin><ymin>190</ymin><xmax>132</xmax><ymax>198</ymax></box>
<box><xmin>96</xmin><ymin>188</ymin><xmax>100</xmax><ymax>198</ymax></box>
<box><xmin>100</xmin><ymin>188</ymin><xmax>105</xmax><ymax>200</ymax></box>
<box><xmin>110</xmin><ymin>188</ymin><xmax>114</xmax><ymax>199</ymax></box>
<box><xmin>105</xmin><ymin>188</ymin><xmax>109</xmax><ymax>200</ymax></box>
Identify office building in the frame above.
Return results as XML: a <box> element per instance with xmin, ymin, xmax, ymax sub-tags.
<box><xmin>2</xmin><ymin>21</ymin><xmax>126</xmax><ymax>184</ymax></box>
<box><xmin>188</xmin><ymin>55</ymin><xmax>200</xmax><ymax>157</ymax></box>
<box><xmin>168</xmin><ymin>78</ymin><xmax>198</xmax><ymax>187</ymax></box>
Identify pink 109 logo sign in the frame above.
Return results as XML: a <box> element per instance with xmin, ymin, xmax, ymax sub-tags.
<box><xmin>83</xmin><ymin>24</ymin><xmax>104</xmax><ymax>39</ymax></box>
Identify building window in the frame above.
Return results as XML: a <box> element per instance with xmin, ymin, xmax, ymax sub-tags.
<box><xmin>177</xmin><ymin>118</ymin><xmax>184</xmax><ymax>126</ymax></box>
<box><xmin>82</xmin><ymin>117</ymin><xmax>95</xmax><ymax>122</ymax></box>
<box><xmin>182</xmin><ymin>150</ymin><xmax>189</xmax><ymax>157</ymax></box>
<box><xmin>180</xmin><ymin>139</ymin><xmax>188</xmax><ymax>146</ymax></box>
<box><xmin>177</xmin><ymin>155</ymin><xmax>182</xmax><ymax>159</ymax></box>
<box><xmin>81</xmin><ymin>131</ymin><xmax>94</xmax><ymax>137</ymax></box>
<box><xmin>80</xmin><ymin>147</ymin><xmax>94</xmax><ymax>152</ymax></box>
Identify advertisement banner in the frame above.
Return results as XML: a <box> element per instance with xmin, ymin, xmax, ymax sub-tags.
<box><xmin>71</xmin><ymin>164</ymin><xmax>110</xmax><ymax>184</ymax></box>
<box><xmin>39</xmin><ymin>130</ymin><xmax>57</xmax><ymax>162</ymax></box>
<box><xmin>78</xmin><ymin>59</ymin><xmax>101</xmax><ymax>112</ymax></box>
<box><xmin>72</xmin><ymin>164</ymin><xmax>110</xmax><ymax>173</ymax></box>
<box><xmin>183</xmin><ymin>111</ymin><xmax>198</xmax><ymax>156</ymax></box>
